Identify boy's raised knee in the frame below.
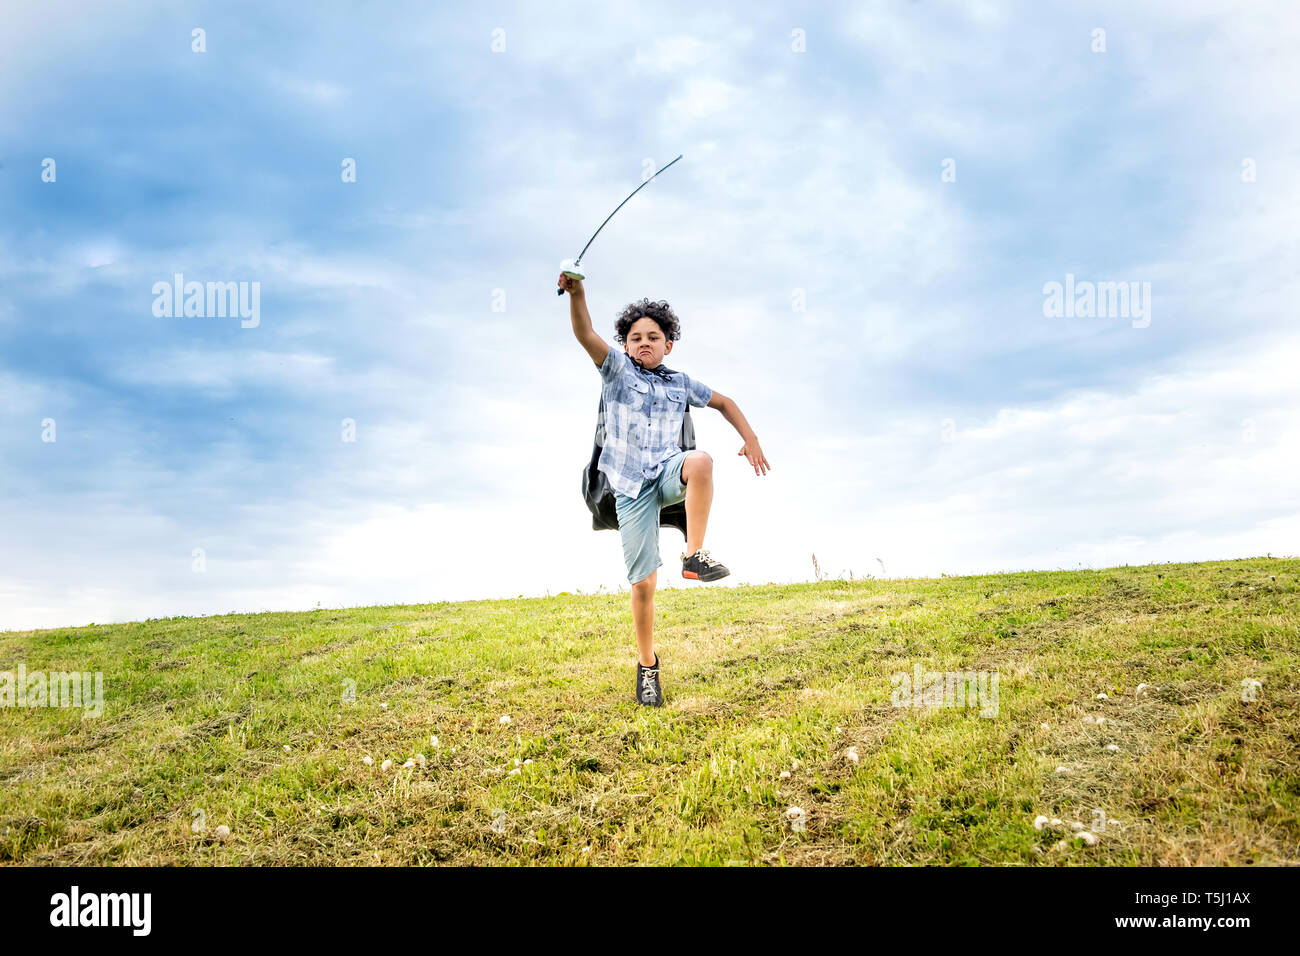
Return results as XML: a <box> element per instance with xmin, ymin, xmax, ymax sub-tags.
<box><xmin>683</xmin><ymin>451</ymin><xmax>713</xmax><ymax>484</ymax></box>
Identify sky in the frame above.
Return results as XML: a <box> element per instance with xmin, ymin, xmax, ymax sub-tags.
<box><xmin>2</xmin><ymin>0</ymin><xmax>1298</xmax><ymax>632</ymax></box>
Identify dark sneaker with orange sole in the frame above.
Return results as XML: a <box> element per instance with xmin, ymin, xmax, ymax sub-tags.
<box><xmin>681</xmin><ymin>548</ymin><xmax>730</xmax><ymax>582</ymax></box>
<box><xmin>637</xmin><ymin>653</ymin><xmax>663</xmax><ymax>706</ymax></box>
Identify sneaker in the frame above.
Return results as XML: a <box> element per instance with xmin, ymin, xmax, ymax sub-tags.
<box><xmin>636</xmin><ymin>653</ymin><xmax>663</xmax><ymax>707</ymax></box>
<box><xmin>681</xmin><ymin>548</ymin><xmax>731</xmax><ymax>582</ymax></box>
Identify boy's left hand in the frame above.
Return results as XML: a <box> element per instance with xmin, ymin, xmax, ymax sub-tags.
<box><xmin>738</xmin><ymin>439</ymin><xmax>770</xmax><ymax>476</ymax></box>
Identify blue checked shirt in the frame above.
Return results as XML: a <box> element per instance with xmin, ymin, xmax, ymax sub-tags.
<box><xmin>595</xmin><ymin>344</ymin><xmax>713</xmax><ymax>500</ymax></box>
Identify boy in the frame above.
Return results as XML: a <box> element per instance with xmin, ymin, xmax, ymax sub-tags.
<box><xmin>560</xmin><ymin>272</ymin><xmax>770</xmax><ymax>707</ymax></box>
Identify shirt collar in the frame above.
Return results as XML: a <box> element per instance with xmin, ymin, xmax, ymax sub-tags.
<box><xmin>630</xmin><ymin>354</ymin><xmax>675</xmax><ymax>381</ymax></box>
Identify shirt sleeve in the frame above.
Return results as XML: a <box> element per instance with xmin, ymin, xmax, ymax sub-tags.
<box><xmin>598</xmin><ymin>343</ymin><xmax>622</xmax><ymax>382</ymax></box>
<box><xmin>683</xmin><ymin>373</ymin><xmax>712</xmax><ymax>408</ymax></box>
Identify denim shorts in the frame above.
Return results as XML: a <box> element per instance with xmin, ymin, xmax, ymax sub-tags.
<box><xmin>613</xmin><ymin>449</ymin><xmax>692</xmax><ymax>585</ymax></box>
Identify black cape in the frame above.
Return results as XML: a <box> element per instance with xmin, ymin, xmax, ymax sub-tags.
<box><xmin>581</xmin><ymin>390</ymin><xmax>694</xmax><ymax>538</ymax></box>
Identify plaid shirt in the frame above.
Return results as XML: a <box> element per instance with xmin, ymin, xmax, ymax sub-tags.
<box><xmin>595</xmin><ymin>344</ymin><xmax>713</xmax><ymax>499</ymax></box>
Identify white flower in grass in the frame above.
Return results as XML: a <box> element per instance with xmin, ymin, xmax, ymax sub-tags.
<box><xmin>1095</xmin><ymin>693</ymin><xmax>1108</xmax><ymax>700</ymax></box>
<box><xmin>1105</xmin><ymin>743</ymin><xmax>1120</xmax><ymax>752</ymax></box>
<box><xmin>833</xmin><ymin>726</ymin><xmax>842</xmax><ymax>734</ymax></box>
<box><xmin>402</xmin><ymin>758</ymin><xmax>416</xmax><ymax>769</ymax></box>
<box><xmin>1033</xmin><ymin>815</ymin><xmax>1050</xmax><ymax>830</ymax></box>
<box><xmin>381</xmin><ymin>759</ymin><xmax>393</xmax><ymax>771</ymax></box>
<box><xmin>499</xmin><ymin>715</ymin><xmax>511</xmax><ymax>725</ymax></box>
<box><xmin>779</xmin><ymin>770</ymin><xmax>791</xmax><ymax>780</ymax></box>
<box><xmin>430</xmin><ymin>735</ymin><xmax>439</xmax><ymax>747</ymax></box>
<box><xmin>581</xmin><ymin>846</ymin><xmax>591</xmax><ymax>854</ymax></box>
<box><xmin>362</xmin><ymin>755</ymin><xmax>373</xmax><ymax>766</ymax></box>
<box><xmin>513</xmin><ymin>758</ymin><xmax>521</xmax><ymax>767</ymax></box>
<box><xmin>1055</xmin><ymin>766</ymin><xmax>1070</xmax><ymax>774</ymax></box>
<box><xmin>1054</xmin><ymin>840</ymin><xmax>1068</xmax><ymax>851</ymax></box>
<box><xmin>845</xmin><ymin>746</ymin><xmax>859</xmax><ymax>764</ymax></box>
<box><xmin>415</xmin><ymin>753</ymin><xmax>427</xmax><ymax>767</ymax></box>
<box><xmin>1070</xmin><ymin>821</ymin><xmax>1084</xmax><ymax>831</ymax></box>
<box><xmin>214</xmin><ymin>825</ymin><xmax>231</xmax><ymax>842</ymax></box>
<box><xmin>509</xmin><ymin>768</ymin><xmax>521</xmax><ymax>776</ymax></box>
<box><xmin>283</xmin><ymin>744</ymin><xmax>291</xmax><ymax>752</ymax></box>
<box><xmin>785</xmin><ymin>807</ymin><xmax>806</xmax><ymax>832</ymax></box>
<box><xmin>791</xmin><ymin>759</ymin><xmax>800</xmax><ymax>770</ymax></box>
<box><xmin>1136</xmin><ymin>683</ymin><xmax>1152</xmax><ymax>697</ymax></box>
<box><xmin>1077</xmin><ymin>831</ymin><xmax>1099</xmax><ymax>846</ymax></box>
<box><xmin>1039</xmin><ymin>723</ymin><xmax>1050</xmax><ymax>731</ymax></box>
<box><xmin>1096</xmin><ymin>717</ymin><xmax>1107</xmax><ymax>724</ymax></box>
<box><xmin>523</xmin><ymin>759</ymin><xmax>532</xmax><ymax>766</ymax></box>
<box><xmin>1050</xmin><ymin>818</ymin><xmax>1063</xmax><ymax>828</ymax></box>
<box><xmin>1083</xmin><ymin>715</ymin><xmax>1096</xmax><ymax>725</ymax></box>
<box><xmin>380</xmin><ymin>702</ymin><xmax>389</xmax><ymax>710</ymax></box>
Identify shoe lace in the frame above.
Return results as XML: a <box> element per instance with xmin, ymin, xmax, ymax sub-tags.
<box><xmin>641</xmin><ymin>666</ymin><xmax>659</xmax><ymax>699</ymax></box>
<box><xmin>694</xmin><ymin>549</ymin><xmax>720</xmax><ymax>568</ymax></box>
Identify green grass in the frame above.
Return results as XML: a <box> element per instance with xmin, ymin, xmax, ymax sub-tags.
<box><xmin>2</xmin><ymin>556</ymin><xmax>1297</xmax><ymax>865</ymax></box>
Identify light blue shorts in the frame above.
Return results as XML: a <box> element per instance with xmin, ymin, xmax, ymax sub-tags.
<box><xmin>613</xmin><ymin>449</ymin><xmax>692</xmax><ymax>585</ymax></box>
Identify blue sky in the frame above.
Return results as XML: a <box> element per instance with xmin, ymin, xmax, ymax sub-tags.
<box><xmin>3</xmin><ymin>0</ymin><xmax>1298</xmax><ymax>631</ymax></box>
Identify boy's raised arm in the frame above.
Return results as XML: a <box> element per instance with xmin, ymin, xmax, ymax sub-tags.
<box><xmin>559</xmin><ymin>274</ymin><xmax>611</xmax><ymax>368</ymax></box>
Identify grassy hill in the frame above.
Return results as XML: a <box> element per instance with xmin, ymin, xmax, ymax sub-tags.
<box><xmin>2</xmin><ymin>556</ymin><xmax>1297</xmax><ymax>866</ymax></box>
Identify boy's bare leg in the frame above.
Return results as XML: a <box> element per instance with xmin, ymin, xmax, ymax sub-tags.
<box><xmin>682</xmin><ymin>452</ymin><xmax>714</xmax><ymax>557</ymax></box>
<box><xmin>631</xmin><ymin>570</ymin><xmax>657</xmax><ymax>666</ymax></box>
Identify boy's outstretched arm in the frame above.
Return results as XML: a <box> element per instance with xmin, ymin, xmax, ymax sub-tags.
<box><xmin>559</xmin><ymin>273</ymin><xmax>610</xmax><ymax>368</ymax></box>
<box><xmin>707</xmin><ymin>391</ymin><xmax>770</xmax><ymax>476</ymax></box>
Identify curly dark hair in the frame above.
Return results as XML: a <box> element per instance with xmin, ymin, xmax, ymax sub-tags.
<box><xmin>614</xmin><ymin>297</ymin><xmax>681</xmax><ymax>345</ymax></box>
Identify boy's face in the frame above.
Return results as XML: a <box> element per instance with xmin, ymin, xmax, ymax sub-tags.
<box><xmin>624</xmin><ymin>316</ymin><xmax>672</xmax><ymax>369</ymax></box>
